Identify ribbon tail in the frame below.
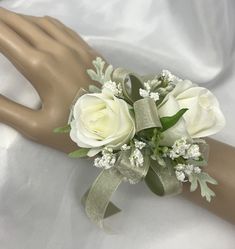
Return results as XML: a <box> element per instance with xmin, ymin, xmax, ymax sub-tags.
<box><xmin>82</xmin><ymin>189</ymin><xmax>121</xmax><ymax>219</ymax></box>
<box><xmin>82</xmin><ymin>169</ymin><xmax>124</xmax><ymax>228</ymax></box>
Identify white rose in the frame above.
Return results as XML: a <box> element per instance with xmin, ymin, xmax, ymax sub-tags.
<box><xmin>69</xmin><ymin>88</ymin><xmax>135</xmax><ymax>152</ymax></box>
<box><xmin>158</xmin><ymin>80</ymin><xmax>225</xmax><ymax>146</ymax></box>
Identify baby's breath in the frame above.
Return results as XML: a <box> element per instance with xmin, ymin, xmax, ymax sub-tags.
<box><xmin>168</xmin><ymin>137</ymin><xmax>201</xmax><ymax>161</ymax></box>
<box><xmin>134</xmin><ymin>139</ymin><xmax>146</xmax><ymax>150</ymax></box>
<box><xmin>139</xmin><ymin>87</ymin><xmax>159</xmax><ymax>101</ymax></box>
<box><xmin>139</xmin><ymin>88</ymin><xmax>149</xmax><ymax>98</ymax></box>
<box><xmin>160</xmin><ymin>69</ymin><xmax>181</xmax><ymax>83</ymax></box>
<box><xmin>103</xmin><ymin>80</ymin><xmax>123</xmax><ymax>96</ymax></box>
<box><xmin>175</xmin><ymin>163</ymin><xmax>201</xmax><ymax>182</ymax></box>
<box><xmin>94</xmin><ymin>147</ymin><xmax>117</xmax><ymax>169</ymax></box>
<box><xmin>121</xmin><ymin>144</ymin><xmax>131</xmax><ymax>151</ymax></box>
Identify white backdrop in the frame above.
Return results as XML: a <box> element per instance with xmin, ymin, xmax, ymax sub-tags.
<box><xmin>0</xmin><ymin>0</ymin><xmax>235</xmax><ymax>249</ymax></box>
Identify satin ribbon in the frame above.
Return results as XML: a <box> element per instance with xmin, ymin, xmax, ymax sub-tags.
<box><xmin>82</xmin><ymin>68</ymin><xmax>183</xmax><ymax>228</ymax></box>
<box><xmin>134</xmin><ymin>98</ymin><xmax>162</xmax><ymax>132</ymax></box>
<box><xmin>82</xmin><ymin>149</ymin><xmax>150</xmax><ymax>229</ymax></box>
<box><xmin>145</xmin><ymin>158</ymin><xmax>183</xmax><ymax>196</ymax></box>
<box><xmin>112</xmin><ymin>67</ymin><xmax>143</xmax><ymax>103</ymax></box>
<box><xmin>82</xmin><ymin>169</ymin><xmax>124</xmax><ymax>229</ymax></box>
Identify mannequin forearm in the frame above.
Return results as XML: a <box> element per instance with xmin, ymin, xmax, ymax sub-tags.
<box><xmin>183</xmin><ymin>138</ymin><xmax>235</xmax><ymax>224</ymax></box>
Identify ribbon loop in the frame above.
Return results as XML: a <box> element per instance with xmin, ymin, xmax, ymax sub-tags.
<box><xmin>134</xmin><ymin>97</ymin><xmax>162</xmax><ymax>132</ymax></box>
<box><xmin>112</xmin><ymin>68</ymin><xmax>143</xmax><ymax>103</ymax></box>
<box><xmin>145</xmin><ymin>159</ymin><xmax>182</xmax><ymax>196</ymax></box>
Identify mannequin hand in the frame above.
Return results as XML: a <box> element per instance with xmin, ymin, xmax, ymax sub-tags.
<box><xmin>0</xmin><ymin>8</ymin><xmax>103</xmax><ymax>153</ymax></box>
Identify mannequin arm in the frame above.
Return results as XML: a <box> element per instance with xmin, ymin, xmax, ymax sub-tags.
<box><xmin>183</xmin><ymin>138</ymin><xmax>235</xmax><ymax>224</ymax></box>
<box><xmin>0</xmin><ymin>8</ymin><xmax>234</xmax><ymax>224</ymax></box>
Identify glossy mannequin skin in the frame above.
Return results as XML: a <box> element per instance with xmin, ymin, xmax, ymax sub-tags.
<box><xmin>0</xmin><ymin>8</ymin><xmax>234</xmax><ymax>224</ymax></box>
<box><xmin>0</xmin><ymin>7</ymin><xmax>102</xmax><ymax>153</ymax></box>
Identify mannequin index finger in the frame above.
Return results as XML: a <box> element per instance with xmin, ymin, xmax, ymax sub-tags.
<box><xmin>0</xmin><ymin>20</ymin><xmax>36</xmax><ymax>69</ymax></box>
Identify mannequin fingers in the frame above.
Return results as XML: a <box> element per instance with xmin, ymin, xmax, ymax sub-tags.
<box><xmin>0</xmin><ymin>20</ymin><xmax>53</xmax><ymax>95</ymax></box>
<box><xmin>20</xmin><ymin>15</ymin><xmax>98</xmax><ymax>64</ymax></box>
<box><xmin>38</xmin><ymin>16</ymin><xmax>91</xmax><ymax>52</ymax></box>
<box><xmin>0</xmin><ymin>20</ymin><xmax>36</xmax><ymax>68</ymax></box>
<box><xmin>44</xmin><ymin>16</ymin><xmax>101</xmax><ymax>62</ymax></box>
<box><xmin>0</xmin><ymin>94</ymin><xmax>39</xmax><ymax>138</ymax></box>
<box><xmin>0</xmin><ymin>8</ymin><xmax>56</xmax><ymax>51</ymax></box>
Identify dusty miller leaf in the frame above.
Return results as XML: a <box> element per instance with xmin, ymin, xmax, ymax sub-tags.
<box><xmin>188</xmin><ymin>172</ymin><xmax>217</xmax><ymax>202</ymax></box>
<box><xmin>104</xmin><ymin>64</ymin><xmax>113</xmax><ymax>82</ymax></box>
<box><xmin>87</xmin><ymin>69</ymin><xmax>100</xmax><ymax>82</ymax></box>
<box><xmin>87</xmin><ymin>57</ymin><xmax>114</xmax><ymax>85</ymax></box>
<box><xmin>89</xmin><ymin>85</ymin><xmax>101</xmax><ymax>93</ymax></box>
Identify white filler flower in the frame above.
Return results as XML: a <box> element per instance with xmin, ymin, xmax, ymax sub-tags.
<box><xmin>94</xmin><ymin>147</ymin><xmax>116</xmax><ymax>169</ymax></box>
<box><xmin>69</xmin><ymin>88</ymin><xmax>135</xmax><ymax>150</ymax></box>
<box><xmin>158</xmin><ymin>80</ymin><xmax>226</xmax><ymax>146</ymax></box>
<box><xmin>103</xmin><ymin>80</ymin><xmax>122</xmax><ymax>96</ymax></box>
<box><xmin>139</xmin><ymin>81</ymin><xmax>160</xmax><ymax>101</ymax></box>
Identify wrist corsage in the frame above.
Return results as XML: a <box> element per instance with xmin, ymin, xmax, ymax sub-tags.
<box><xmin>54</xmin><ymin>57</ymin><xmax>225</xmax><ymax>229</ymax></box>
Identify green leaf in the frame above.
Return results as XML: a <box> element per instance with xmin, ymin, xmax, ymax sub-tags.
<box><xmin>188</xmin><ymin>172</ymin><xmax>218</xmax><ymax>202</ymax></box>
<box><xmin>160</xmin><ymin>108</ymin><xmax>188</xmax><ymax>132</ymax></box>
<box><xmin>68</xmin><ymin>148</ymin><xmax>90</xmax><ymax>158</ymax></box>
<box><xmin>53</xmin><ymin>124</ymin><xmax>71</xmax><ymax>133</ymax></box>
